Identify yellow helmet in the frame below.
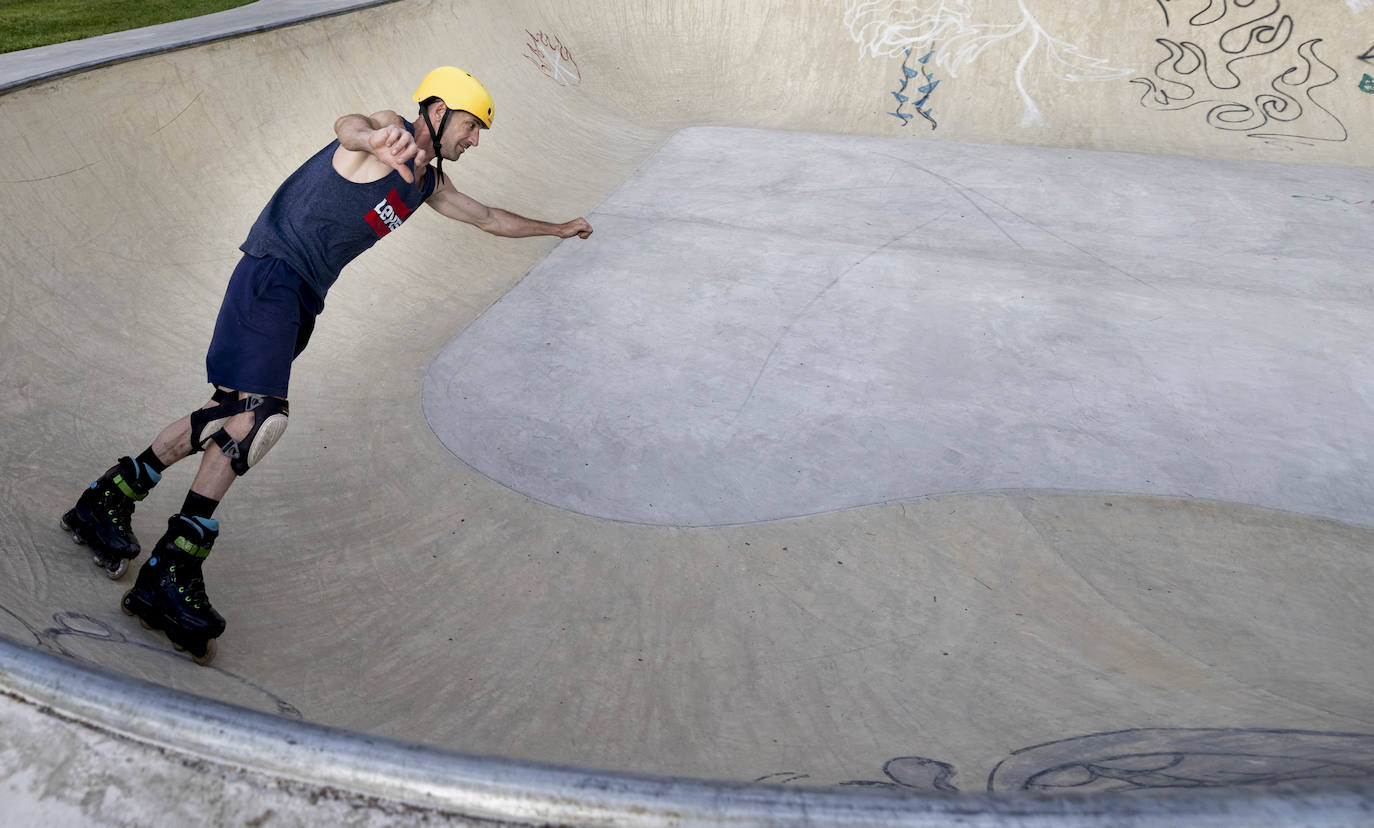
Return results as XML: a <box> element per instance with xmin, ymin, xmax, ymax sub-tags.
<box><xmin>413</xmin><ymin>66</ymin><xmax>494</xmax><ymax>128</ymax></box>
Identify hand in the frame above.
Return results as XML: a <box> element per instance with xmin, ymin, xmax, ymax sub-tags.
<box><xmin>368</xmin><ymin>125</ymin><xmax>419</xmax><ymax>183</ymax></box>
<box><xmin>558</xmin><ymin>218</ymin><xmax>593</xmax><ymax>239</ymax></box>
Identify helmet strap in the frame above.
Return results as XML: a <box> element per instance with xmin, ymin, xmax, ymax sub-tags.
<box><xmin>420</xmin><ymin>105</ymin><xmax>453</xmax><ymax>185</ymax></box>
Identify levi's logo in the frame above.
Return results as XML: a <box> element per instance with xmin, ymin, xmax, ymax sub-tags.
<box><xmin>365</xmin><ymin>190</ymin><xmax>412</xmax><ymax>238</ymax></box>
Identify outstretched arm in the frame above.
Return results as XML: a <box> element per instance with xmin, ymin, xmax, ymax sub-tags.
<box><xmin>428</xmin><ymin>177</ymin><xmax>592</xmax><ymax>239</ymax></box>
<box><xmin>333</xmin><ymin>110</ymin><xmax>427</xmax><ymax>184</ymax></box>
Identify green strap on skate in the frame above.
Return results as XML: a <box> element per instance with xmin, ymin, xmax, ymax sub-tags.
<box><xmin>112</xmin><ymin>473</ymin><xmax>148</xmax><ymax>501</ymax></box>
<box><xmin>173</xmin><ymin>536</ymin><xmax>212</xmax><ymax>559</ymax></box>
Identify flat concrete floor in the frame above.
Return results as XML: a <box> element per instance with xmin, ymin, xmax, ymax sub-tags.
<box><xmin>2</xmin><ymin>0</ymin><xmax>1374</xmax><ymax>810</ymax></box>
<box><xmin>426</xmin><ymin>126</ymin><xmax>1374</xmax><ymax>528</ymax></box>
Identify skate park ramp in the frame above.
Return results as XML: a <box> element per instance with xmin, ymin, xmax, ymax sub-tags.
<box><xmin>3</xmin><ymin>0</ymin><xmax>1374</xmax><ymax>824</ymax></box>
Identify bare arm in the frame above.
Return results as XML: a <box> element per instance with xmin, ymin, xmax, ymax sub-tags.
<box><xmin>332</xmin><ymin>110</ymin><xmax>425</xmax><ymax>184</ymax></box>
<box><xmin>428</xmin><ymin>176</ymin><xmax>592</xmax><ymax>239</ymax></box>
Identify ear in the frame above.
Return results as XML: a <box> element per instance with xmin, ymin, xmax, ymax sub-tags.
<box><xmin>429</xmin><ymin>99</ymin><xmax>449</xmax><ymax>121</ymax></box>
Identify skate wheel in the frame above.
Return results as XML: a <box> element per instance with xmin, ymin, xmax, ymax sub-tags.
<box><xmin>104</xmin><ymin>558</ymin><xmax>129</xmax><ymax>580</ymax></box>
<box><xmin>61</xmin><ymin>512</ymin><xmax>84</xmax><ymax>544</ymax></box>
<box><xmin>120</xmin><ymin>591</ymin><xmax>135</xmax><ymax>616</ymax></box>
<box><xmin>192</xmin><ymin>640</ymin><xmax>216</xmax><ymax>666</ymax></box>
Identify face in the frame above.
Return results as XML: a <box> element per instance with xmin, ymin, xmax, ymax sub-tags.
<box><xmin>441</xmin><ymin>110</ymin><xmax>484</xmax><ymax>161</ymax></box>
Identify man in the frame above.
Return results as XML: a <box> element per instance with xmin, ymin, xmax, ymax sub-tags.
<box><xmin>61</xmin><ymin>67</ymin><xmax>592</xmax><ymax>664</ymax></box>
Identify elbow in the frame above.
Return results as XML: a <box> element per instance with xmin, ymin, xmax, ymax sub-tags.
<box><xmin>332</xmin><ymin>116</ymin><xmax>358</xmax><ymax>144</ymax></box>
<box><xmin>333</xmin><ymin>114</ymin><xmax>372</xmax><ymax>143</ymax></box>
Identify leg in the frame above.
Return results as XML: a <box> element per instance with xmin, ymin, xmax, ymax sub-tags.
<box><xmin>147</xmin><ymin>408</ymin><xmax>204</xmax><ymax>468</ymax></box>
<box><xmin>185</xmin><ymin>388</ymin><xmax>290</xmax><ymax>498</ymax></box>
<box><xmin>185</xmin><ymin>388</ymin><xmax>266</xmax><ymax>502</ymax></box>
<box><xmin>124</xmin><ymin>387</ymin><xmax>287</xmax><ymax>666</ymax></box>
<box><xmin>122</xmin><ymin>254</ymin><xmax>311</xmax><ymax>662</ymax></box>
<box><xmin>146</xmin><ymin>385</ymin><xmax>286</xmax><ymax>501</ymax></box>
<box><xmin>144</xmin><ymin>393</ymin><xmax>231</xmax><ymax>468</ymax></box>
<box><xmin>61</xmin><ymin>391</ymin><xmax>243</xmax><ymax>578</ymax></box>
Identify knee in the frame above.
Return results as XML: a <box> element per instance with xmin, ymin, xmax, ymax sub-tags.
<box><xmin>189</xmin><ymin>390</ymin><xmax>289</xmax><ymax>475</ymax></box>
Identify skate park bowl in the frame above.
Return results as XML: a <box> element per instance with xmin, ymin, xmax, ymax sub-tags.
<box><xmin>3</xmin><ymin>0</ymin><xmax>1374</xmax><ymax>824</ymax></box>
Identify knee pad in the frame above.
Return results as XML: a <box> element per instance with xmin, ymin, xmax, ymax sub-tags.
<box><xmin>189</xmin><ymin>389</ymin><xmax>289</xmax><ymax>475</ymax></box>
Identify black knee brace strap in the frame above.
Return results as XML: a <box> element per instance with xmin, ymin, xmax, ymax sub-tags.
<box><xmin>189</xmin><ymin>389</ymin><xmax>290</xmax><ymax>476</ymax></box>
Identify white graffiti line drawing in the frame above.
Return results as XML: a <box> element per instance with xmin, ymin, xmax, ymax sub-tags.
<box><xmin>844</xmin><ymin>0</ymin><xmax>1134</xmax><ymax>127</ymax></box>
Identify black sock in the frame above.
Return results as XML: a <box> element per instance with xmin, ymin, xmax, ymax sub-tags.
<box><xmin>181</xmin><ymin>491</ymin><xmax>219</xmax><ymax>520</ymax></box>
<box><xmin>137</xmin><ymin>447</ymin><xmax>169</xmax><ymax>475</ymax></box>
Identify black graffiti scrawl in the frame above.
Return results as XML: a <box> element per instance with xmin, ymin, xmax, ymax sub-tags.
<box><xmin>1132</xmin><ymin>0</ymin><xmax>1348</xmax><ymax>147</ymax></box>
<box><xmin>990</xmin><ymin>728</ymin><xmax>1374</xmax><ymax>792</ymax></box>
<box><xmin>758</xmin><ymin>728</ymin><xmax>1374</xmax><ymax>793</ymax></box>
<box><xmin>1361</xmin><ymin>42</ymin><xmax>1374</xmax><ymax>94</ymax></box>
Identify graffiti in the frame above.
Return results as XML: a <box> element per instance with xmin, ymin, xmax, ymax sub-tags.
<box><xmin>1292</xmin><ymin>193</ymin><xmax>1373</xmax><ymax>205</ymax></box>
<box><xmin>1352</xmin><ymin>42</ymin><xmax>1372</xmax><ymax>92</ymax></box>
<box><xmin>761</xmin><ymin>728</ymin><xmax>1374</xmax><ymax>793</ymax></box>
<box><xmin>524</xmin><ymin>29</ymin><xmax>581</xmax><ymax>86</ymax></box>
<box><xmin>1133</xmin><ymin>1</ymin><xmax>1348</xmax><ymax>146</ymax></box>
<box><xmin>890</xmin><ymin>47</ymin><xmax>941</xmax><ymax>128</ymax></box>
<box><xmin>841</xmin><ymin>756</ymin><xmax>962</xmax><ymax>792</ymax></box>
<box><xmin>993</xmin><ymin>729</ymin><xmax>1374</xmax><ymax>793</ymax></box>
<box><xmin>1</xmin><ymin>603</ymin><xmax>43</xmax><ymax>648</ymax></box>
<box><xmin>844</xmin><ymin>0</ymin><xmax>1134</xmax><ymax>127</ymax></box>
<box><xmin>757</xmin><ymin>757</ymin><xmax>961</xmax><ymax>792</ymax></box>
<box><xmin>1</xmin><ymin>599</ymin><xmax>302</xmax><ymax>720</ymax></box>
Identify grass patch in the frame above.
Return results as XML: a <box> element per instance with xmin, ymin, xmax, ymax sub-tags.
<box><xmin>0</xmin><ymin>0</ymin><xmax>254</xmax><ymax>53</ymax></box>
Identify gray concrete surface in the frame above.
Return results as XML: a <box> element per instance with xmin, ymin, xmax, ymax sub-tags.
<box><xmin>0</xmin><ymin>0</ymin><xmax>398</xmax><ymax>91</ymax></box>
<box><xmin>6</xmin><ymin>636</ymin><xmax>1372</xmax><ymax>827</ymax></box>
<box><xmin>2</xmin><ymin>0</ymin><xmax>1374</xmax><ymax>824</ymax></box>
<box><xmin>425</xmin><ymin>126</ymin><xmax>1374</xmax><ymax>527</ymax></box>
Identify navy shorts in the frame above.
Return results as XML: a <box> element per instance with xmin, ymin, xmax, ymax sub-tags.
<box><xmin>205</xmin><ymin>254</ymin><xmax>322</xmax><ymax>398</ymax></box>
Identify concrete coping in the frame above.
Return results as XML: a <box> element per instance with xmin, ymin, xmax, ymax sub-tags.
<box><xmin>3</xmin><ymin>637</ymin><xmax>1371</xmax><ymax>826</ymax></box>
<box><xmin>0</xmin><ymin>0</ymin><xmax>399</xmax><ymax>93</ymax></box>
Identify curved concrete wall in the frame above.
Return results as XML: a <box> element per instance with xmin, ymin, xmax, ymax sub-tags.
<box><xmin>3</xmin><ymin>0</ymin><xmax>1373</xmax><ymax>824</ymax></box>
<box><xmin>571</xmin><ymin>0</ymin><xmax>1374</xmax><ymax>165</ymax></box>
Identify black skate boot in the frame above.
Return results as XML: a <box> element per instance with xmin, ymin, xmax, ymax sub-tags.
<box><xmin>121</xmin><ymin>514</ymin><xmax>226</xmax><ymax>665</ymax></box>
<box><xmin>61</xmin><ymin>456</ymin><xmax>161</xmax><ymax>579</ymax></box>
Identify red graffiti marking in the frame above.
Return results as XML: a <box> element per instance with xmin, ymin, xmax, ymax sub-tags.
<box><xmin>524</xmin><ymin>29</ymin><xmax>581</xmax><ymax>86</ymax></box>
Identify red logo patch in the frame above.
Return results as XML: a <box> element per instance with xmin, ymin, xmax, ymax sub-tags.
<box><xmin>364</xmin><ymin>190</ymin><xmax>412</xmax><ymax>238</ymax></box>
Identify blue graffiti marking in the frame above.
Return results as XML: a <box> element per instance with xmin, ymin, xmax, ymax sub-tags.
<box><xmin>890</xmin><ymin>48</ymin><xmax>939</xmax><ymax>129</ymax></box>
<box><xmin>1360</xmin><ymin>74</ymin><xmax>1374</xmax><ymax>94</ymax></box>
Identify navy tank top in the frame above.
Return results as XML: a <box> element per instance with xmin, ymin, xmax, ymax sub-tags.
<box><xmin>240</xmin><ymin>118</ymin><xmax>438</xmax><ymax>304</ymax></box>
